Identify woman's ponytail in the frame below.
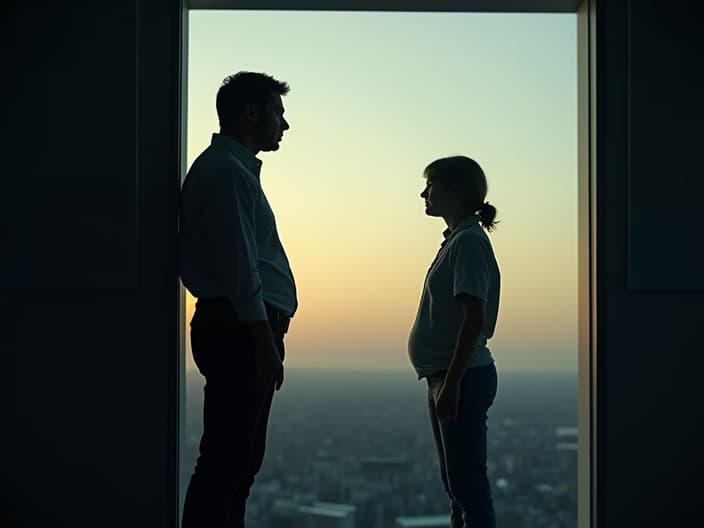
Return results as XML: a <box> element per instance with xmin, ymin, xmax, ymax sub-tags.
<box><xmin>478</xmin><ymin>201</ymin><xmax>498</xmax><ymax>232</ymax></box>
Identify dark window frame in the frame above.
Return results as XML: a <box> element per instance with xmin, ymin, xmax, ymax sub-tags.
<box><xmin>177</xmin><ymin>2</ymin><xmax>596</xmax><ymax>527</ymax></box>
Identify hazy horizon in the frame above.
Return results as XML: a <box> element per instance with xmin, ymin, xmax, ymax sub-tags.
<box><xmin>185</xmin><ymin>363</ymin><xmax>580</xmax><ymax>381</ymax></box>
<box><xmin>185</xmin><ymin>361</ymin><xmax>579</xmax><ymax>376</ymax></box>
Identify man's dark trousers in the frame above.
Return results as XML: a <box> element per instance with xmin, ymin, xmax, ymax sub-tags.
<box><xmin>181</xmin><ymin>297</ymin><xmax>286</xmax><ymax>528</ymax></box>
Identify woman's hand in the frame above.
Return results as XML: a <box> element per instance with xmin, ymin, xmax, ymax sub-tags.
<box><xmin>435</xmin><ymin>293</ymin><xmax>486</xmax><ymax>423</ymax></box>
<box><xmin>435</xmin><ymin>381</ymin><xmax>461</xmax><ymax>423</ymax></box>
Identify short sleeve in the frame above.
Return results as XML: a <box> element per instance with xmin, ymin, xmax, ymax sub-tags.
<box><xmin>449</xmin><ymin>232</ymin><xmax>491</xmax><ymax>302</ymax></box>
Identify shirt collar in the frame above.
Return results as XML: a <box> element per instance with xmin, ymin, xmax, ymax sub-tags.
<box><xmin>211</xmin><ymin>133</ymin><xmax>263</xmax><ymax>176</ymax></box>
<box><xmin>441</xmin><ymin>215</ymin><xmax>480</xmax><ymax>245</ymax></box>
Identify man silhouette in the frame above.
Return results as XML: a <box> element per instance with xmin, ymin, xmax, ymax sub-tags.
<box><xmin>178</xmin><ymin>71</ymin><xmax>296</xmax><ymax>528</ymax></box>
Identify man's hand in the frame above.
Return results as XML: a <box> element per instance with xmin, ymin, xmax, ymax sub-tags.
<box><xmin>435</xmin><ymin>381</ymin><xmax>460</xmax><ymax>423</ymax></box>
<box><xmin>254</xmin><ymin>341</ymin><xmax>284</xmax><ymax>390</ymax></box>
<box><xmin>246</xmin><ymin>320</ymin><xmax>284</xmax><ymax>390</ymax></box>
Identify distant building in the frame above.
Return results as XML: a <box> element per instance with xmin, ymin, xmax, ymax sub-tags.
<box><xmin>297</xmin><ymin>501</ymin><xmax>356</xmax><ymax>528</ymax></box>
<box><xmin>394</xmin><ymin>514</ymin><xmax>451</xmax><ymax>528</ymax></box>
<box><xmin>556</xmin><ymin>426</ymin><xmax>578</xmax><ymax>451</ymax></box>
<box><xmin>267</xmin><ymin>499</ymin><xmax>304</xmax><ymax>528</ymax></box>
<box><xmin>360</xmin><ymin>456</ymin><xmax>410</xmax><ymax>486</ymax></box>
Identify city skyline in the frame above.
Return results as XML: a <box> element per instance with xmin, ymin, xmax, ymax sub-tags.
<box><xmin>183</xmin><ymin>368</ymin><xmax>578</xmax><ymax>528</ymax></box>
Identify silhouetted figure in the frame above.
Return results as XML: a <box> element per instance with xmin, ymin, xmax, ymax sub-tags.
<box><xmin>178</xmin><ymin>72</ymin><xmax>296</xmax><ymax>528</ymax></box>
<box><xmin>408</xmin><ymin>156</ymin><xmax>500</xmax><ymax>528</ymax></box>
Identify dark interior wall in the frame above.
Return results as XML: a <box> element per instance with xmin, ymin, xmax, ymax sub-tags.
<box><xmin>596</xmin><ymin>1</ymin><xmax>704</xmax><ymax>526</ymax></box>
<box><xmin>1</xmin><ymin>1</ymin><xmax>181</xmax><ymax>526</ymax></box>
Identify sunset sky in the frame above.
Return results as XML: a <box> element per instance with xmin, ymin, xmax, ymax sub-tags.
<box><xmin>184</xmin><ymin>10</ymin><xmax>578</xmax><ymax>373</ymax></box>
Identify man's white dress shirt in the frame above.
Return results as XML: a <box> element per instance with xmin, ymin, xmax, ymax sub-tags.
<box><xmin>178</xmin><ymin>134</ymin><xmax>297</xmax><ymax>321</ymax></box>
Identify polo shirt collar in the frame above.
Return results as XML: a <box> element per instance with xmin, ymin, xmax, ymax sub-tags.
<box><xmin>441</xmin><ymin>214</ymin><xmax>480</xmax><ymax>245</ymax></box>
<box><xmin>211</xmin><ymin>133</ymin><xmax>263</xmax><ymax>176</ymax></box>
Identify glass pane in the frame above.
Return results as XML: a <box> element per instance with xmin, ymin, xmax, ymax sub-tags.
<box><xmin>183</xmin><ymin>10</ymin><xmax>578</xmax><ymax>528</ymax></box>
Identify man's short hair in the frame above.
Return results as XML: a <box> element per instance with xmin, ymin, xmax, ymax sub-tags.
<box><xmin>216</xmin><ymin>71</ymin><xmax>290</xmax><ymax>127</ymax></box>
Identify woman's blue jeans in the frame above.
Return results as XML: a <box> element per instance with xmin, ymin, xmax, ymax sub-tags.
<box><xmin>427</xmin><ymin>363</ymin><xmax>498</xmax><ymax>528</ymax></box>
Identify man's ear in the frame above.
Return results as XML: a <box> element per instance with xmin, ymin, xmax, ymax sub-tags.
<box><xmin>244</xmin><ymin>102</ymin><xmax>259</xmax><ymax>123</ymax></box>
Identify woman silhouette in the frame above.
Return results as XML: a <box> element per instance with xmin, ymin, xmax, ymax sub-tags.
<box><xmin>408</xmin><ymin>156</ymin><xmax>501</xmax><ymax>528</ymax></box>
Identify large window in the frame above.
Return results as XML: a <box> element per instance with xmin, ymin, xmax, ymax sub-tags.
<box><xmin>182</xmin><ymin>9</ymin><xmax>579</xmax><ymax>528</ymax></box>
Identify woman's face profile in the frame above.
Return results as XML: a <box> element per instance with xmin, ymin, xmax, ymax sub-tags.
<box><xmin>420</xmin><ymin>176</ymin><xmax>454</xmax><ymax>218</ymax></box>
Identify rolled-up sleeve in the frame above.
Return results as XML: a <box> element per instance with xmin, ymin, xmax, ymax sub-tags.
<box><xmin>205</xmin><ymin>166</ymin><xmax>267</xmax><ymax>321</ymax></box>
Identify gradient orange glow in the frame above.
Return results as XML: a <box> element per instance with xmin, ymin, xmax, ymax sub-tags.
<box><xmin>184</xmin><ymin>11</ymin><xmax>578</xmax><ymax>373</ymax></box>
